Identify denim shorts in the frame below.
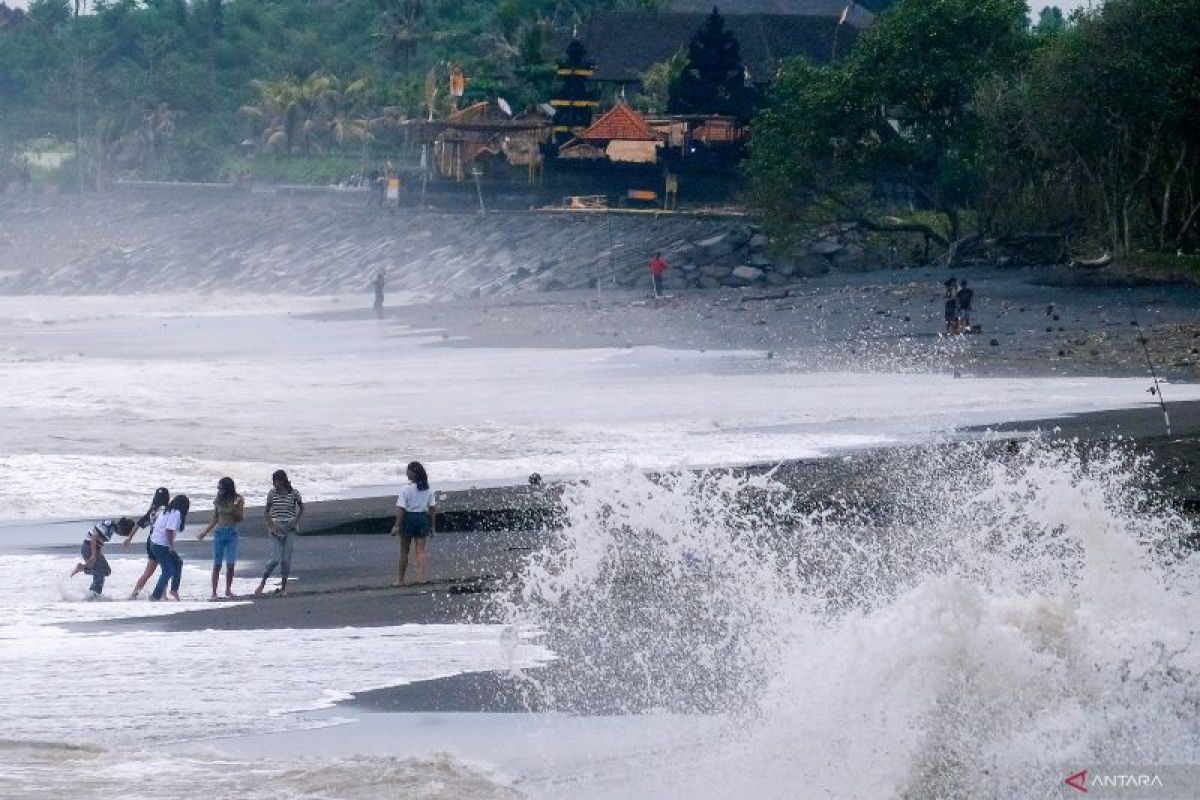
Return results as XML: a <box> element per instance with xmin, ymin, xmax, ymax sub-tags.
<box><xmin>401</xmin><ymin>511</ymin><xmax>430</xmax><ymax>539</ymax></box>
<box><xmin>212</xmin><ymin>527</ymin><xmax>239</xmax><ymax>566</ymax></box>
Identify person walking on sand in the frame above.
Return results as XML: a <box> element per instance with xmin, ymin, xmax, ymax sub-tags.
<box><xmin>390</xmin><ymin>461</ymin><xmax>437</xmax><ymax>586</ymax></box>
<box><xmin>126</xmin><ymin>487</ymin><xmax>171</xmax><ymax>599</ymax></box>
<box><xmin>71</xmin><ymin>518</ymin><xmax>135</xmax><ymax>598</ymax></box>
<box><xmin>149</xmin><ymin>496</ymin><xmax>189</xmax><ymax>601</ymax></box>
<box><xmin>649</xmin><ymin>252</ymin><xmax>667</xmax><ymax>298</ymax></box>
<box><xmin>372</xmin><ymin>271</ymin><xmax>386</xmax><ymax>317</ymax></box>
<box><xmin>256</xmin><ymin>470</ymin><xmax>304</xmax><ymax>596</ymax></box>
<box><xmin>197</xmin><ymin>477</ymin><xmax>244</xmax><ymax>600</ymax></box>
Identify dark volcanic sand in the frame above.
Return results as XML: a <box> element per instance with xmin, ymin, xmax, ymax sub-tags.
<box><xmin>67</xmin><ymin>264</ymin><xmax>1200</xmax><ymax>714</ymax></box>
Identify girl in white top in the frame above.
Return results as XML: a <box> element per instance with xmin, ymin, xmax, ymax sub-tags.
<box><xmin>149</xmin><ymin>495</ymin><xmax>189</xmax><ymax>601</ymax></box>
<box><xmin>390</xmin><ymin>461</ymin><xmax>436</xmax><ymax>586</ymax></box>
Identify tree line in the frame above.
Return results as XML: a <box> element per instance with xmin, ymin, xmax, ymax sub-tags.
<box><xmin>0</xmin><ymin>0</ymin><xmax>657</xmax><ymax>186</ymax></box>
<box><xmin>749</xmin><ymin>0</ymin><xmax>1200</xmax><ymax>264</ymax></box>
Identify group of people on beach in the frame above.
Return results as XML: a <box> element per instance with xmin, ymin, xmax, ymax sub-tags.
<box><xmin>74</xmin><ymin>470</ymin><xmax>303</xmax><ymax>601</ymax></box>
<box><xmin>73</xmin><ymin>462</ymin><xmax>437</xmax><ymax>601</ymax></box>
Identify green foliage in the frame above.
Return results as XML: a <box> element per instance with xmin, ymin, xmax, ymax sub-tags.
<box><xmin>635</xmin><ymin>48</ymin><xmax>686</xmax><ymax>115</ymax></box>
<box><xmin>1035</xmin><ymin>6</ymin><xmax>1065</xmax><ymax>34</ymax></box>
<box><xmin>751</xmin><ymin>0</ymin><xmax>1028</xmax><ymax>244</ymax></box>
<box><xmin>0</xmin><ymin>0</ymin><xmax>643</xmax><ymax>184</ymax></box>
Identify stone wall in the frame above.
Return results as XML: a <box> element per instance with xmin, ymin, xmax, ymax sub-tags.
<box><xmin>0</xmin><ymin>189</ymin><xmax>889</xmax><ymax>298</ymax></box>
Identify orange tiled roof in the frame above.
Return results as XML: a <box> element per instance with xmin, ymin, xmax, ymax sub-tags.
<box><xmin>580</xmin><ymin>103</ymin><xmax>659</xmax><ymax>142</ymax></box>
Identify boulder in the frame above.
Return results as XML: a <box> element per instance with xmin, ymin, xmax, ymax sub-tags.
<box><xmin>732</xmin><ymin>265</ymin><xmax>765</xmax><ymax>281</ymax></box>
<box><xmin>700</xmin><ymin>263</ymin><xmax>733</xmax><ymax>279</ymax></box>
<box><xmin>810</xmin><ymin>238</ymin><xmax>843</xmax><ymax>256</ymax></box>
<box><xmin>786</xmin><ymin>255</ymin><xmax>831</xmax><ymax>277</ymax></box>
<box><xmin>749</xmin><ymin>233</ymin><xmax>769</xmax><ymax>251</ymax></box>
<box><xmin>832</xmin><ymin>246</ymin><xmax>867</xmax><ymax>271</ymax></box>
<box><xmin>748</xmin><ymin>253</ymin><xmax>773</xmax><ymax>268</ymax></box>
<box><xmin>698</xmin><ymin>276</ymin><xmax>722</xmax><ymax>289</ymax></box>
<box><xmin>765</xmin><ymin>271</ymin><xmax>790</xmax><ymax>286</ymax></box>
<box><xmin>678</xmin><ymin>262</ymin><xmax>698</xmax><ymax>273</ymax></box>
<box><xmin>663</xmin><ymin>275</ymin><xmax>689</xmax><ymax>291</ymax></box>
<box><xmin>697</xmin><ymin>233</ymin><xmax>734</xmax><ymax>261</ymax></box>
<box><xmin>726</xmin><ymin>227</ymin><xmax>752</xmax><ymax>248</ymax></box>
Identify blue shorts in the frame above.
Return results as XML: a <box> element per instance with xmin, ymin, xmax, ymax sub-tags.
<box><xmin>402</xmin><ymin>511</ymin><xmax>430</xmax><ymax>539</ymax></box>
<box><xmin>212</xmin><ymin>527</ymin><xmax>239</xmax><ymax>566</ymax></box>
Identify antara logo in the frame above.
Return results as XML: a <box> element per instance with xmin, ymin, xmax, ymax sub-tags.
<box><xmin>1065</xmin><ymin>769</ymin><xmax>1165</xmax><ymax>793</ymax></box>
<box><xmin>1065</xmin><ymin>770</ymin><xmax>1088</xmax><ymax>793</ymax></box>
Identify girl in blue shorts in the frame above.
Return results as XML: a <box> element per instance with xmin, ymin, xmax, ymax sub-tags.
<box><xmin>198</xmin><ymin>477</ymin><xmax>244</xmax><ymax>600</ymax></box>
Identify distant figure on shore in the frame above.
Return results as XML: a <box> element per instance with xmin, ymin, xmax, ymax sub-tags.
<box><xmin>149</xmin><ymin>495</ymin><xmax>189</xmax><ymax>601</ymax></box>
<box><xmin>127</xmin><ymin>487</ymin><xmax>172</xmax><ymax>599</ymax></box>
<box><xmin>257</xmin><ymin>469</ymin><xmax>304</xmax><ymax>597</ymax></box>
<box><xmin>197</xmin><ymin>477</ymin><xmax>244</xmax><ymax>600</ymax></box>
<box><xmin>944</xmin><ymin>278</ymin><xmax>960</xmax><ymax>334</ymax></box>
<box><xmin>71</xmin><ymin>518</ymin><xmax>135</xmax><ymax>598</ymax></box>
<box><xmin>390</xmin><ymin>461</ymin><xmax>437</xmax><ymax>586</ymax></box>
<box><xmin>957</xmin><ymin>280</ymin><xmax>974</xmax><ymax>329</ymax></box>
<box><xmin>649</xmin><ymin>252</ymin><xmax>667</xmax><ymax>298</ymax></box>
<box><xmin>373</xmin><ymin>271</ymin><xmax>385</xmax><ymax>317</ymax></box>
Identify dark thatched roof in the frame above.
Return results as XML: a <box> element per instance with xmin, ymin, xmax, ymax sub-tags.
<box><xmin>583</xmin><ymin>12</ymin><xmax>863</xmax><ymax>84</ymax></box>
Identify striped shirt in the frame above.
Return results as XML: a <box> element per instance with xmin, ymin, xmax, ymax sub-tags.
<box><xmin>266</xmin><ymin>488</ymin><xmax>303</xmax><ymax>525</ymax></box>
<box><xmin>86</xmin><ymin>519</ymin><xmax>118</xmax><ymax>546</ymax></box>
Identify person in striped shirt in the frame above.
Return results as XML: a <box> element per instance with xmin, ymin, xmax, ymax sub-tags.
<box><xmin>71</xmin><ymin>517</ymin><xmax>135</xmax><ymax>597</ymax></box>
<box><xmin>256</xmin><ymin>469</ymin><xmax>304</xmax><ymax>596</ymax></box>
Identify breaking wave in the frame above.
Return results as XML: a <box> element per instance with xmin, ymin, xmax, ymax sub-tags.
<box><xmin>501</xmin><ymin>438</ymin><xmax>1200</xmax><ymax>798</ymax></box>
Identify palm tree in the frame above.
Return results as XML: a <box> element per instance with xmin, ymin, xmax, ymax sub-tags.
<box><xmin>375</xmin><ymin>0</ymin><xmax>424</xmax><ymax>78</ymax></box>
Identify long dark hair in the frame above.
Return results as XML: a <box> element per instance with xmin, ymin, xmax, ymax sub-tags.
<box><xmin>272</xmin><ymin>469</ymin><xmax>293</xmax><ymax>493</ymax></box>
<box><xmin>217</xmin><ymin>477</ymin><xmax>236</xmax><ymax>503</ymax></box>
<box><xmin>168</xmin><ymin>494</ymin><xmax>190</xmax><ymax>531</ymax></box>
<box><xmin>151</xmin><ymin>487</ymin><xmax>170</xmax><ymax>511</ymax></box>
<box><xmin>137</xmin><ymin>487</ymin><xmax>171</xmax><ymax>529</ymax></box>
<box><xmin>407</xmin><ymin>461</ymin><xmax>429</xmax><ymax>492</ymax></box>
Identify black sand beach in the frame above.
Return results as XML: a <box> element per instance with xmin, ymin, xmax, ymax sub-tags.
<box><xmin>47</xmin><ymin>264</ymin><xmax>1200</xmax><ymax>717</ymax></box>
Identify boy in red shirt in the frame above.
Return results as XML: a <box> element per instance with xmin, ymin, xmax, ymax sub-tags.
<box><xmin>649</xmin><ymin>252</ymin><xmax>667</xmax><ymax>297</ymax></box>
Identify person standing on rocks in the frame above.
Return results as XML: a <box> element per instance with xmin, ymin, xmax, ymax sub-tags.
<box><xmin>372</xmin><ymin>271</ymin><xmax>385</xmax><ymax>317</ymax></box>
<box><xmin>649</xmin><ymin>252</ymin><xmax>668</xmax><ymax>298</ymax></box>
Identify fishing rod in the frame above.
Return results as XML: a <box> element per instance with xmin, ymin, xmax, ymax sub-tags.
<box><xmin>1127</xmin><ymin>295</ymin><xmax>1172</xmax><ymax>437</ymax></box>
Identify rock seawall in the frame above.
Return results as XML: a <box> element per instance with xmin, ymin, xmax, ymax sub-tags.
<box><xmin>0</xmin><ymin>189</ymin><xmax>893</xmax><ymax>297</ymax></box>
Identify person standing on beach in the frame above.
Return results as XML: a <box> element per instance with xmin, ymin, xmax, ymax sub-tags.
<box><xmin>390</xmin><ymin>461</ymin><xmax>437</xmax><ymax>586</ymax></box>
<box><xmin>957</xmin><ymin>280</ymin><xmax>974</xmax><ymax>329</ymax></box>
<box><xmin>197</xmin><ymin>477</ymin><xmax>244</xmax><ymax>600</ymax></box>
<box><xmin>126</xmin><ymin>487</ymin><xmax>170</xmax><ymax>599</ymax></box>
<box><xmin>649</xmin><ymin>252</ymin><xmax>667</xmax><ymax>298</ymax></box>
<box><xmin>372</xmin><ymin>271</ymin><xmax>385</xmax><ymax>317</ymax></box>
<box><xmin>149</xmin><ymin>496</ymin><xmax>189</xmax><ymax>601</ymax></box>
<box><xmin>71</xmin><ymin>518</ymin><xmax>135</xmax><ymax>598</ymax></box>
<box><xmin>256</xmin><ymin>470</ymin><xmax>304</xmax><ymax>596</ymax></box>
<box><xmin>944</xmin><ymin>278</ymin><xmax>960</xmax><ymax>334</ymax></box>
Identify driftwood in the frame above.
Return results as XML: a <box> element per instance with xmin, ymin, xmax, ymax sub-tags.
<box><xmin>1068</xmin><ymin>251</ymin><xmax>1114</xmax><ymax>269</ymax></box>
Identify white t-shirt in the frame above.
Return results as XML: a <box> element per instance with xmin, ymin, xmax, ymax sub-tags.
<box><xmin>150</xmin><ymin>509</ymin><xmax>182</xmax><ymax>546</ymax></box>
<box><xmin>396</xmin><ymin>483</ymin><xmax>436</xmax><ymax>513</ymax></box>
